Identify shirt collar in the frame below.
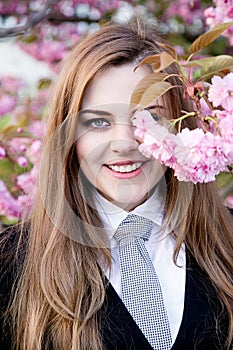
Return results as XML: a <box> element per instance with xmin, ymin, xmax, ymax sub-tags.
<box><xmin>93</xmin><ymin>185</ymin><xmax>165</xmax><ymax>240</ymax></box>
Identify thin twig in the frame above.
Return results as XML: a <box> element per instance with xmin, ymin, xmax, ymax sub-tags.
<box><xmin>0</xmin><ymin>0</ymin><xmax>59</xmax><ymax>38</ymax></box>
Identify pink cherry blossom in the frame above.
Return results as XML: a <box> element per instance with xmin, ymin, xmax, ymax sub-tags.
<box><xmin>219</xmin><ymin>113</ymin><xmax>233</xmax><ymax>140</ymax></box>
<box><xmin>208</xmin><ymin>73</ymin><xmax>233</xmax><ymax>111</ymax></box>
<box><xmin>133</xmin><ymin>108</ymin><xmax>233</xmax><ymax>184</ymax></box>
<box><xmin>199</xmin><ymin>97</ymin><xmax>212</xmax><ymax>117</ymax></box>
<box><xmin>0</xmin><ymin>95</ymin><xmax>17</xmax><ymax>116</ymax></box>
<box><xmin>26</xmin><ymin>140</ymin><xmax>42</xmax><ymax>163</ymax></box>
<box><xmin>16</xmin><ymin>194</ymin><xmax>34</xmax><ymax>219</ymax></box>
<box><xmin>15</xmin><ymin>0</ymin><xmax>130</xmax><ymax>67</ymax></box>
<box><xmin>0</xmin><ymin>180</ymin><xmax>19</xmax><ymax>220</ymax></box>
<box><xmin>0</xmin><ymin>146</ymin><xmax>6</xmax><ymax>159</ymax></box>
<box><xmin>204</xmin><ymin>0</ymin><xmax>233</xmax><ymax>44</ymax></box>
<box><xmin>29</xmin><ymin>120</ymin><xmax>46</xmax><ymax>138</ymax></box>
<box><xmin>164</xmin><ymin>0</ymin><xmax>204</xmax><ymax>25</ymax></box>
<box><xmin>225</xmin><ymin>195</ymin><xmax>233</xmax><ymax>208</ymax></box>
<box><xmin>1</xmin><ymin>75</ymin><xmax>26</xmax><ymax>91</ymax></box>
<box><xmin>9</xmin><ymin>137</ymin><xmax>29</xmax><ymax>154</ymax></box>
<box><xmin>133</xmin><ymin>110</ymin><xmax>159</xmax><ymax>139</ymax></box>
<box><xmin>17</xmin><ymin>167</ymin><xmax>38</xmax><ymax>194</ymax></box>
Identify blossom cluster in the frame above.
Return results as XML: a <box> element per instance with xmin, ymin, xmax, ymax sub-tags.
<box><xmin>0</xmin><ymin>0</ymin><xmax>131</xmax><ymax>67</ymax></box>
<box><xmin>18</xmin><ymin>23</ymin><xmax>75</xmax><ymax>68</ymax></box>
<box><xmin>0</xmin><ymin>75</ymin><xmax>48</xmax><ymax>223</ymax></box>
<box><xmin>133</xmin><ymin>72</ymin><xmax>233</xmax><ymax>184</ymax></box>
<box><xmin>204</xmin><ymin>0</ymin><xmax>233</xmax><ymax>45</ymax></box>
<box><xmin>164</xmin><ymin>0</ymin><xmax>204</xmax><ymax>26</ymax></box>
<box><xmin>0</xmin><ymin>0</ymin><xmax>126</xmax><ymax>17</ymax></box>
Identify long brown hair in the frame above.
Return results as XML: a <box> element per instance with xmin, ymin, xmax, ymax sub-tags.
<box><xmin>5</xmin><ymin>19</ymin><xmax>233</xmax><ymax>349</ymax></box>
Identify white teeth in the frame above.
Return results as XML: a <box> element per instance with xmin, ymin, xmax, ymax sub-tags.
<box><xmin>108</xmin><ymin>162</ymin><xmax>142</xmax><ymax>173</ymax></box>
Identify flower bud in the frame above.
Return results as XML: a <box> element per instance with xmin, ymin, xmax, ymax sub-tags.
<box><xmin>0</xmin><ymin>146</ymin><xmax>6</xmax><ymax>159</ymax></box>
<box><xmin>17</xmin><ymin>156</ymin><xmax>28</xmax><ymax>168</ymax></box>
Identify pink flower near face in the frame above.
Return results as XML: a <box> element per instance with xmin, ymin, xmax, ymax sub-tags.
<box><xmin>199</xmin><ymin>97</ymin><xmax>212</xmax><ymax>117</ymax></box>
<box><xmin>133</xmin><ymin>110</ymin><xmax>158</xmax><ymax>140</ymax></box>
<box><xmin>208</xmin><ymin>73</ymin><xmax>233</xmax><ymax>111</ymax></box>
<box><xmin>219</xmin><ymin>113</ymin><xmax>233</xmax><ymax>140</ymax></box>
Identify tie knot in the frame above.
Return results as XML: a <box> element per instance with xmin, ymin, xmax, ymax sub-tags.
<box><xmin>114</xmin><ymin>214</ymin><xmax>153</xmax><ymax>243</ymax></box>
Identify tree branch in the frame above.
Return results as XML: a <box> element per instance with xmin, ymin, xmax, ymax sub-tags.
<box><xmin>47</xmin><ymin>13</ymin><xmax>98</xmax><ymax>25</ymax></box>
<box><xmin>0</xmin><ymin>0</ymin><xmax>59</xmax><ymax>38</ymax></box>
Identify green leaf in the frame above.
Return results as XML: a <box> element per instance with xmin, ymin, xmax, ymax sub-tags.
<box><xmin>182</xmin><ymin>55</ymin><xmax>233</xmax><ymax>68</ymax></box>
<box><xmin>0</xmin><ymin>159</ymin><xmax>15</xmax><ymax>179</ymax></box>
<box><xmin>190</xmin><ymin>21</ymin><xmax>233</xmax><ymax>54</ymax></box>
<box><xmin>0</xmin><ymin>113</ymin><xmax>30</xmax><ymax>137</ymax></box>
<box><xmin>1</xmin><ymin>216</ymin><xmax>19</xmax><ymax>225</ymax></box>
<box><xmin>181</xmin><ymin>55</ymin><xmax>233</xmax><ymax>80</ymax></box>
<box><xmin>217</xmin><ymin>172</ymin><xmax>233</xmax><ymax>188</ymax></box>
<box><xmin>37</xmin><ymin>78</ymin><xmax>52</xmax><ymax>90</ymax></box>
<box><xmin>130</xmin><ymin>73</ymin><xmax>168</xmax><ymax>106</ymax></box>
<box><xmin>180</xmin><ymin>60</ymin><xmax>205</xmax><ymax>68</ymax></box>
<box><xmin>0</xmin><ymin>114</ymin><xmax>11</xmax><ymax>133</ymax></box>
<box><xmin>0</xmin><ymin>124</ymin><xmax>20</xmax><ymax>138</ymax></box>
<box><xmin>217</xmin><ymin>172</ymin><xmax>233</xmax><ymax>198</ymax></box>
<box><xmin>201</xmin><ymin>56</ymin><xmax>233</xmax><ymax>80</ymax></box>
<box><xmin>20</xmin><ymin>33</ymin><xmax>38</xmax><ymax>44</ymax></box>
<box><xmin>0</xmin><ymin>121</ymin><xmax>31</xmax><ymax>138</ymax></box>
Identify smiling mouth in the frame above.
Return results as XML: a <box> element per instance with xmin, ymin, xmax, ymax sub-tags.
<box><xmin>106</xmin><ymin>162</ymin><xmax>142</xmax><ymax>173</ymax></box>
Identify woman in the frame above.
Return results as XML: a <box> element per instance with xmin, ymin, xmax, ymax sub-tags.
<box><xmin>1</xmin><ymin>19</ymin><xmax>233</xmax><ymax>350</ymax></box>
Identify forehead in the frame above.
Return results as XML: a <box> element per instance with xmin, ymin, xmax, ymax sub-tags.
<box><xmin>82</xmin><ymin>63</ymin><xmax>150</xmax><ymax>109</ymax></box>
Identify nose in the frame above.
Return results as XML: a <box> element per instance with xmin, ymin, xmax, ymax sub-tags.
<box><xmin>110</xmin><ymin>122</ymin><xmax>139</xmax><ymax>154</ymax></box>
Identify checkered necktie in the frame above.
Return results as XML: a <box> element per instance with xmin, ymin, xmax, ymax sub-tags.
<box><xmin>115</xmin><ymin>214</ymin><xmax>172</xmax><ymax>350</ymax></box>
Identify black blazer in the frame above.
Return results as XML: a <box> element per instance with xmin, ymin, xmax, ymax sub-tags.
<box><xmin>0</xmin><ymin>225</ymin><xmax>231</xmax><ymax>350</ymax></box>
<box><xmin>99</xmin><ymin>252</ymin><xmax>229</xmax><ymax>350</ymax></box>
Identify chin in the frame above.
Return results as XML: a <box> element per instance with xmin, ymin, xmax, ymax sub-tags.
<box><xmin>112</xmin><ymin>192</ymin><xmax>149</xmax><ymax>211</ymax></box>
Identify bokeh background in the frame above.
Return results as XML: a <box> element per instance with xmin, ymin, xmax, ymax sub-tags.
<box><xmin>0</xmin><ymin>0</ymin><xmax>232</xmax><ymax>226</ymax></box>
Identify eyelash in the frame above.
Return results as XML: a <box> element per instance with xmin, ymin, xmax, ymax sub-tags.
<box><xmin>84</xmin><ymin>118</ymin><xmax>111</xmax><ymax>129</ymax></box>
<box><xmin>83</xmin><ymin>113</ymin><xmax>161</xmax><ymax>129</ymax></box>
<box><xmin>150</xmin><ymin>113</ymin><xmax>160</xmax><ymax>121</ymax></box>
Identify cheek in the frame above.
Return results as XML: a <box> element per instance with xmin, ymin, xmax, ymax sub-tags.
<box><xmin>76</xmin><ymin>136</ymin><xmax>108</xmax><ymax>172</ymax></box>
<box><xmin>76</xmin><ymin>135</ymin><xmax>95</xmax><ymax>164</ymax></box>
<box><xmin>149</xmin><ymin>161</ymin><xmax>167</xmax><ymax>184</ymax></box>
<box><xmin>76</xmin><ymin>139</ymin><xmax>95</xmax><ymax>184</ymax></box>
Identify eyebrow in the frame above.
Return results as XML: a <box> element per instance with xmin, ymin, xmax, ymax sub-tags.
<box><xmin>80</xmin><ymin>105</ymin><xmax>165</xmax><ymax>117</ymax></box>
<box><xmin>79</xmin><ymin>109</ymin><xmax>112</xmax><ymax>116</ymax></box>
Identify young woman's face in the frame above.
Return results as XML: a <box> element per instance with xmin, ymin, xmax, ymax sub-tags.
<box><xmin>76</xmin><ymin>64</ymin><xmax>167</xmax><ymax>211</ymax></box>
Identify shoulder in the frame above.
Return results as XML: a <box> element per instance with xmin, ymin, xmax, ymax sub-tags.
<box><xmin>0</xmin><ymin>223</ymin><xmax>28</xmax><ymax>307</ymax></box>
<box><xmin>0</xmin><ymin>223</ymin><xmax>28</xmax><ymax>269</ymax></box>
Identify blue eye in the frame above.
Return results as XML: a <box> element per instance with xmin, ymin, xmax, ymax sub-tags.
<box><xmin>85</xmin><ymin>118</ymin><xmax>111</xmax><ymax>129</ymax></box>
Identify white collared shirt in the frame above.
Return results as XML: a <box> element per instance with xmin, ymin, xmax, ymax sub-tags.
<box><xmin>94</xmin><ymin>187</ymin><xmax>186</xmax><ymax>344</ymax></box>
